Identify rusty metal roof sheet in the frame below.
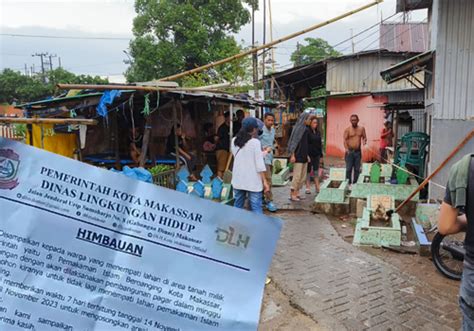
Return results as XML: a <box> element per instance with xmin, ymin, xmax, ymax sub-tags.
<box><xmin>380</xmin><ymin>23</ymin><xmax>429</xmax><ymax>53</ymax></box>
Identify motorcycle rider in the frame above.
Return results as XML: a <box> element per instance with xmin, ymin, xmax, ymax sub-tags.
<box><xmin>438</xmin><ymin>154</ymin><xmax>473</xmax><ymax>330</ymax></box>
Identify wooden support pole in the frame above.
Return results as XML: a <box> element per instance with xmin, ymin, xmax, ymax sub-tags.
<box><xmin>75</xmin><ymin>131</ymin><xmax>83</xmax><ymax>162</ymax></box>
<box><xmin>112</xmin><ymin>112</ymin><xmax>120</xmax><ymax>170</ymax></box>
<box><xmin>0</xmin><ymin>117</ymin><xmax>98</xmax><ymax>125</ymax></box>
<box><xmin>229</xmin><ymin>103</ymin><xmax>234</xmax><ymax>152</ymax></box>
<box><xmin>172</xmin><ymin>100</ymin><xmax>180</xmax><ymax>170</ymax></box>
<box><xmin>139</xmin><ymin>116</ymin><xmax>153</xmax><ymax>168</ymax></box>
<box><xmin>40</xmin><ymin>125</ymin><xmax>45</xmax><ymax>149</ymax></box>
<box><xmin>159</xmin><ymin>0</ymin><xmax>383</xmax><ymax>81</ymax></box>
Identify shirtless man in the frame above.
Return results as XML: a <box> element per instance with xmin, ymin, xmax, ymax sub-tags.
<box><xmin>343</xmin><ymin>114</ymin><xmax>367</xmax><ymax>184</ymax></box>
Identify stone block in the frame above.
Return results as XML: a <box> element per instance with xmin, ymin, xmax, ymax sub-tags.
<box><xmin>329</xmin><ymin>168</ymin><xmax>346</xmax><ymax>181</ymax></box>
<box><xmin>356</xmin><ymin>199</ymin><xmax>367</xmax><ymax>218</ymax></box>
<box><xmin>367</xmin><ymin>195</ymin><xmax>394</xmax><ymax>211</ymax></box>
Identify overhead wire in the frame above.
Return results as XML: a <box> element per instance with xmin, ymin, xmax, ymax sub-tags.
<box><xmin>260</xmin><ymin>0</ymin><xmax>427</xmax><ymax>88</ymax></box>
<box><xmin>0</xmin><ymin>33</ymin><xmax>131</xmax><ymax>41</ymax></box>
<box><xmin>260</xmin><ymin>12</ymin><xmax>407</xmax><ymax>95</ymax></box>
<box><xmin>258</xmin><ymin>11</ymin><xmax>402</xmax><ymax>86</ymax></box>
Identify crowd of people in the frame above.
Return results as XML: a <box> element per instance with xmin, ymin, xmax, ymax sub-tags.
<box><xmin>230</xmin><ymin>111</ymin><xmax>324</xmax><ymax>212</ymax></box>
<box><xmin>161</xmin><ymin>109</ymin><xmax>400</xmax><ymax>213</ymax></box>
<box><xmin>158</xmin><ymin>108</ymin><xmax>474</xmax><ymax>329</ymax></box>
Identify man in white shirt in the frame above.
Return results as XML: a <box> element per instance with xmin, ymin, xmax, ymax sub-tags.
<box><xmin>231</xmin><ymin>117</ymin><xmax>270</xmax><ymax>213</ymax></box>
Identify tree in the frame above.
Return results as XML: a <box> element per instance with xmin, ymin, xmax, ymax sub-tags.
<box><xmin>290</xmin><ymin>37</ymin><xmax>341</xmax><ymax>67</ymax></box>
<box><xmin>126</xmin><ymin>0</ymin><xmax>257</xmax><ymax>86</ymax></box>
<box><xmin>0</xmin><ymin>68</ymin><xmax>108</xmax><ymax>104</ymax></box>
<box><xmin>0</xmin><ymin>69</ymin><xmax>49</xmax><ymax>104</ymax></box>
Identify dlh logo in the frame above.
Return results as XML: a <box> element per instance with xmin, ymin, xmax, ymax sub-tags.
<box><xmin>0</xmin><ymin>149</ymin><xmax>20</xmax><ymax>190</ymax></box>
<box><xmin>215</xmin><ymin>226</ymin><xmax>250</xmax><ymax>249</ymax></box>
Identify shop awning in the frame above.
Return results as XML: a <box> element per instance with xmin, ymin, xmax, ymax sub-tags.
<box><xmin>380</xmin><ymin>50</ymin><xmax>434</xmax><ymax>85</ymax></box>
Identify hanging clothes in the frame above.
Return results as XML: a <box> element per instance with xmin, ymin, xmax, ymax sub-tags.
<box><xmin>26</xmin><ymin>124</ymin><xmax>77</xmax><ymax>158</ymax></box>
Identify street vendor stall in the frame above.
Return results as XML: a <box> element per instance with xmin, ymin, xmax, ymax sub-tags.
<box><xmin>6</xmin><ymin>84</ymin><xmax>278</xmax><ymax>194</ymax></box>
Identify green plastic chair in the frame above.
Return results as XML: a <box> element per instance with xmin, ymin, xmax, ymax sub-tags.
<box><xmin>395</xmin><ymin>132</ymin><xmax>430</xmax><ymax>178</ymax></box>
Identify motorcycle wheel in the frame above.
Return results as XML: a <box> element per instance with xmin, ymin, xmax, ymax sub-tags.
<box><xmin>431</xmin><ymin>232</ymin><xmax>464</xmax><ymax>281</ymax></box>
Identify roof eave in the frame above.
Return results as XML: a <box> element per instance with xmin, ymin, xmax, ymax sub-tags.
<box><xmin>380</xmin><ymin>50</ymin><xmax>434</xmax><ymax>84</ymax></box>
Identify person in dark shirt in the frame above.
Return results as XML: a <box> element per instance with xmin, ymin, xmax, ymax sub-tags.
<box><xmin>438</xmin><ymin>155</ymin><xmax>473</xmax><ymax>330</ymax></box>
<box><xmin>216</xmin><ymin>112</ymin><xmax>232</xmax><ymax>178</ymax></box>
<box><xmin>202</xmin><ymin>123</ymin><xmax>218</xmax><ymax>152</ymax></box>
<box><xmin>166</xmin><ymin>124</ymin><xmax>197</xmax><ymax>180</ymax></box>
<box><xmin>305</xmin><ymin>116</ymin><xmax>323</xmax><ymax>194</ymax></box>
<box><xmin>289</xmin><ymin>113</ymin><xmax>310</xmax><ymax>201</ymax></box>
<box><xmin>233</xmin><ymin>109</ymin><xmax>245</xmax><ymax>134</ymax></box>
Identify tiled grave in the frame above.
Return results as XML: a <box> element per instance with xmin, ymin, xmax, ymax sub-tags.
<box><xmin>313</xmin><ymin>168</ymin><xmax>350</xmax><ymax>215</ymax></box>
<box><xmin>272</xmin><ymin>158</ymin><xmax>290</xmax><ymax>186</ymax></box>
<box><xmin>350</xmin><ymin>163</ymin><xmax>420</xmax><ymax>201</ymax></box>
<box><xmin>315</xmin><ymin>168</ymin><xmax>349</xmax><ymax>203</ymax></box>
<box><xmin>353</xmin><ymin>195</ymin><xmax>401</xmax><ymax>247</ymax></box>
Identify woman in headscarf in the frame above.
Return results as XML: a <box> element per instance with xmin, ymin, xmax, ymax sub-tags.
<box><xmin>288</xmin><ymin>112</ymin><xmax>310</xmax><ymax>201</ymax></box>
<box><xmin>305</xmin><ymin>116</ymin><xmax>323</xmax><ymax>194</ymax></box>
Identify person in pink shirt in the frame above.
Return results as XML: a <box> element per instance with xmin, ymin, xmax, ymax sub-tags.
<box><xmin>379</xmin><ymin>121</ymin><xmax>393</xmax><ymax>163</ymax></box>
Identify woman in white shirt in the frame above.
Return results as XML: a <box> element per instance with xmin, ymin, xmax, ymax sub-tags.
<box><xmin>231</xmin><ymin>117</ymin><xmax>270</xmax><ymax>213</ymax></box>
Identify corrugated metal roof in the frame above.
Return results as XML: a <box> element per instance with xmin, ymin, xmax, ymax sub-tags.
<box><xmin>380</xmin><ymin>23</ymin><xmax>429</xmax><ymax>53</ymax></box>
<box><xmin>396</xmin><ymin>0</ymin><xmax>432</xmax><ymax>12</ymax></box>
<box><xmin>266</xmin><ymin>50</ymin><xmax>420</xmax><ymax>95</ymax></box>
<box><xmin>18</xmin><ymin>89</ymin><xmax>273</xmax><ymax>113</ymax></box>
<box><xmin>17</xmin><ymin>92</ymin><xmax>105</xmax><ymax>108</ymax></box>
<box><xmin>326</xmin><ymin>53</ymin><xmax>422</xmax><ymax>94</ymax></box>
<box><xmin>264</xmin><ymin>61</ymin><xmax>326</xmax><ymax>91</ymax></box>
<box><xmin>165</xmin><ymin>90</ymin><xmax>277</xmax><ymax>108</ymax></box>
<box><xmin>386</xmin><ymin>90</ymin><xmax>424</xmax><ymax>103</ymax></box>
<box><xmin>380</xmin><ymin>50</ymin><xmax>434</xmax><ymax>84</ymax></box>
<box><xmin>434</xmin><ymin>0</ymin><xmax>474</xmax><ymax>120</ymax></box>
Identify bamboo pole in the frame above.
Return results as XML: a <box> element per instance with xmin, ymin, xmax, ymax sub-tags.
<box><xmin>268</xmin><ymin>0</ymin><xmax>276</xmax><ymax>73</ymax></box>
<box><xmin>0</xmin><ymin>117</ymin><xmax>98</xmax><ymax>125</ymax></box>
<box><xmin>159</xmin><ymin>0</ymin><xmax>383</xmax><ymax>81</ymax></box>
<box><xmin>56</xmin><ymin>83</ymin><xmax>226</xmax><ymax>94</ymax></box>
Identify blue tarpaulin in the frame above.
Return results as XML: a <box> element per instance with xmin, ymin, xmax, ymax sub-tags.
<box><xmin>96</xmin><ymin>90</ymin><xmax>121</xmax><ymax>117</ymax></box>
<box><xmin>110</xmin><ymin>166</ymin><xmax>153</xmax><ymax>183</ymax></box>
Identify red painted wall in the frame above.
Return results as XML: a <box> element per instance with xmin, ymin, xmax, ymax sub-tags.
<box><xmin>326</xmin><ymin>95</ymin><xmax>388</xmax><ymax>162</ymax></box>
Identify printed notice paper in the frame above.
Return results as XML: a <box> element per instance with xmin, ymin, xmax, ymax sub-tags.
<box><xmin>0</xmin><ymin>138</ymin><xmax>282</xmax><ymax>331</ymax></box>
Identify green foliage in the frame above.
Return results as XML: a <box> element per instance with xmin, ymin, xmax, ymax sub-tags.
<box><xmin>13</xmin><ymin>124</ymin><xmax>27</xmax><ymax>138</ymax></box>
<box><xmin>0</xmin><ymin>69</ymin><xmax>49</xmax><ymax>103</ymax></box>
<box><xmin>0</xmin><ymin>68</ymin><xmax>108</xmax><ymax>103</ymax></box>
<box><xmin>149</xmin><ymin>164</ymin><xmax>174</xmax><ymax>176</ymax></box>
<box><xmin>303</xmin><ymin>88</ymin><xmax>327</xmax><ymax>110</ymax></box>
<box><xmin>290</xmin><ymin>37</ymin><xmax>341</xmax><ymax>67</ymax></box>
<box><xmin>48</xmin><ymin>68</ymin><xmax>108</xmax><ymax>85</ymax></box>
<box><xmin>126</xmin><ymin>0</ymin><xmax>254</xmax><ymax>85</ymax></box>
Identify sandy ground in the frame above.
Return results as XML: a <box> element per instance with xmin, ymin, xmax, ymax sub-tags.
<box><xmin>259</xmin><ymin>281</ymin><xmax>321</xmax><ymax>331</ymax></box>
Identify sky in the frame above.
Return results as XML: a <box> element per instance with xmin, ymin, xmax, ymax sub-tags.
<box><xmin>0</xmin><ymin>0</ymin><xmax>427</xmax><ymax>83</ymax></box>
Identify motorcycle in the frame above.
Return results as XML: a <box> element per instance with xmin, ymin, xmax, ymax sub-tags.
<box><xmin>430</xmin><ymin>224</ymin><xmax>465</xmax><ymax>281</ymax></box>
